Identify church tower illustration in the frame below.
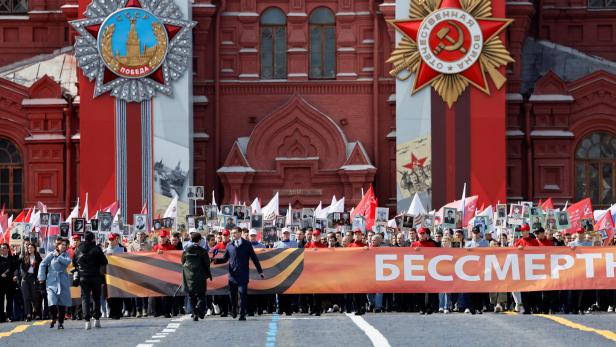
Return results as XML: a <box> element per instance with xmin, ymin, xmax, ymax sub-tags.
<box><xmin>115</xmin><ymin>17</ymin><xmax>158</xmax><ymax>67</ymax></box>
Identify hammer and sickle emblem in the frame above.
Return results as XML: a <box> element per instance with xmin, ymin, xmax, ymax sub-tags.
<box><xmin>433</xmin><ymin>21</ymin><xmax>467</xmax><ymax>55</ymax></box>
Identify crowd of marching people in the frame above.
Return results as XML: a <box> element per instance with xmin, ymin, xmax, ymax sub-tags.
<box><xmin>0</xmin><ymin>220</ymin><xmax>615</xmax><ymax>329</ymax></box>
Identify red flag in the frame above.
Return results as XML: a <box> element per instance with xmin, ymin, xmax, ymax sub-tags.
<box><xmin>565</xmin><ymin>198</ymin><xmax>594</xmax><ymax>234</ymax></box>
<box><xmin>538</xmin><ymin>199</ymin><xmax>543</xmax><ymax>207</ymax></box>
<box><xmin>540</xmin><ymin>198</ymin><xmax>554</xmax><ymax>210</ymax></box>
<box><xmin>594</xmin><ymin>211</ymin><xmax>614</xmax><ymax>246</ymax></box>
<box><xmin>351</xmin><ymin>186</ymin><xmax>378</xmax><ymax>230</ymax></box>
<box><xmin>103</xmin><ymin>201</ymin><xmax>119</xmax><ymax>217</ymax></box>
<box><xmin>439</xmin><ymin>196</ymin><xmax>478</xmax><ymax>226</ymax></box>
<box><xmin>233</xmin><ymin>193</ymin><xmax>238</xmax><ymax>205</ymax></box>
<box><xmin>0</xmin><ymin>214</ymin><xmax>7</xmax><ymax>234</ymax></box>
<box><xmin>12</xmin><ymin>210</ymin><xmax>25</xmax><ymax>225</ymax></box>
<box><xmin>0</xmin><ymin>203</ymin><xmax>4</xmax><ymax>216</ymax></box>
<box><xmin>24</xmin><ymin>207</ymin><xmax>33</xmax><ymax>223</ymax></box>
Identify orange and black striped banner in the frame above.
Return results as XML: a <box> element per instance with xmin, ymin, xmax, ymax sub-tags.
<box><xmin>104</xmin><ymin>247</ymin><xmax>616</xmax><ymax>298</ymax></box>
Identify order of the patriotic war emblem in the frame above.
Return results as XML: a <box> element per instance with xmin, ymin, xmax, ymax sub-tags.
<box><xmin>70</xmin><ymin>0</ymin><xmax>196</xmax><ymax>102</ymax></box>
<box><xmin>388</xmin><ymin>0</ymin><xmax>513</xmax><ymax>107</ymax></box>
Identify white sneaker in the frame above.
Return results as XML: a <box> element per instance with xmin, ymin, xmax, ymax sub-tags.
<box><xmin>94</xmin><ymin>319</ymin><xmax>101</xmax><ymax>328</ymax></box>
<box><xmin>464</xmin><ymin>308</ymin><xmax>471</xmax><ymax>314</ymax></box>
<box><xmin>494</xmin><ymin>304</ymin><xmax>503</xmax><ymax>313</ymax></box>
<box><xmin>518</xmin><ymin>306</ymin><xmax>525</xmax><ymax>314</ymax></box>
<box><xmin>213</xmin><ymin>304</ymin><xmax>220</xmax><ymax>315</ymax></box>
<box><xmin>438</xmin><ymin>308</ymin><xmax>444</xmax><ymax>313</ymax></box>
<box><xmin>514</xmin><ymin>304</ymin><xmax>520</xmax><ymax>312</ymax></box>
<box><xmin>123</xmin><ymin>311</ymin><xmax>129</xmax><ymax>317</ymax></box>
<box><xmin>608</xmin><ymin>306</ymin><xmax>614</xmax><ymax>313</ymax></box>
<box><xmin>326</xmin><ymin>307</ymin><xmax>334</xmax><ymax>313</ymax></box>
<box><xmin>85</xmin><ymin>320</ymin><xmax>91</xmax><ymax>330</ymax></box>
<box><xmin>443</xmin><ymin>309</ymin><xmax>450</xmax><ymax>314</ymax></box>
<box><xmin>206</xmin><ymin>309</ymin><xmax>212</xmax><ymax>316</ymax></box>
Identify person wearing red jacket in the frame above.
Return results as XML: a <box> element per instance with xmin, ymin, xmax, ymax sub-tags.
<box><xmin>348</xmin><ymin>230</ymin><xmax>367</xmax><ymax>248</ymax></box>
<box><xmin>212</xmin><ymin>229</ymin><xmax>231</xmax><ymax>317</ymax></box>
<box><xmin>213</xmin><ymin>230</ymin><xmax>231</xmax><ymax>251</ymax></box>
<box><xmin>152</xmin><ymin>230</ymin><xmax>177</xmax><ymax>252</ymax></box>
<box><xmin>151</xmin><ymin>230</ymin><xmax>177</xmax><ymax>318</ymax></box>
<box><xmin>305</xmin><ymin>229</ymin><xmax>327</xmax><ymax>249</ymax></box>
<box><xmin>536</xmin><ymin>228</ymin><xmax>554</xmax><ymax>247</ymax></box>
<box><xmin>411</xmin><ymin>228</ymin><xmax>438</xmax><ymax>314</ymax></box>
<box><xmin>411</xmin><ymin>227</ymin><xmax>438</xmax><ymax>248</ymax></box>
<box><xmin>514</xmin><ymin>224</ymin><xmax>540</xmax><ymax>314</ymax></box>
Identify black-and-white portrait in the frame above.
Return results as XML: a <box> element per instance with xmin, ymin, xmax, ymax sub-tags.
<box><xmin>186</xmin><ymin>215</ymin><xmax>195</xmax><ymax>229</ymax></box>
<box><xmin>195</xmin><ymin>216</ymin><xmax>206</xmax><ymax>231</ymax></box>
<box><xmin>581</xmin><ymin>218</ymin><xmax>594</xmax><ymax>231</ymax></box>
<box><xmin>496</xmin><ymin>205</ymin><xmax>507</xmax><ymax>219</ymax></box>
<box><xmin>234</xmin><ymin>205</ymin><xmax>246</xmax><ymax>221</ymax></box>
<box><xmin>99</xmin><ymin>212</ymin><xmax>112</xmax><ymax>232</ymax></box>
<box><xmin>153</xmin><ymin>219</ymin><xmax>163</xmax><ymax>231</ymax></box>
<box><xmin>275</xmin><ymin>216</ymin><xmax>286</xmax><ymax>229</ymax></box>
<box><xmin>23</xmin><ymin>223</ymin><xmax>32</xmax><ymax>236</ymax></box>
<box><xmin>402</xmin><ymin>214</ymin><xmax>414</xmax><ymax>229</ymax></box>
<box><xmin>50</xmin><ymin>213</ymin><xmax>61</xmax><ymax>226</ymax></box>
<box><xmin>163</xmin><ymin>218</ymin><xmax>173</xmax><ymax>229</ymax></box>
<box><xmin>556</xmin><ymin>211</ymin><xmax>570</xmax><ymax>229</ymax></box>
<box><xmin>187</xmin><ymin>186</ymin><xmax>204</xmax><ymax>200</ymax></box>
<box><xmin>291</xmin><ymin>210</ymin><xmax>301</xmax><ymax>225</ymax></box>
<box><xmin>133</xmin><ymin>214</ymin><xmax>147</xmax><ymax>231</ymax></box>
<box><xmin>90</xmin><ymin>219</ymin><xmax>99</xmax><ymax>231</ymax></box>
<box><xmin>59</xmin><ymin>223</ymin><xmax>69</xmax><ymax>238</ymax></box>
<box><xmin>204</xmin><ymin>205</ymin><xmax>218</xmax><ymax>220</ymax></box>
<box><xmin>443</xmin><ymin>208</ymin><xmax>457</xmax><ymax>226</ymax></box>
<box><xmin>251</xmin><ymin>214</ymin><xmax>263</xmax><ymax>229</ymax></box>
<box><xmin>376</xmin><ymin>207</ymin><xmax>389</xmax><ymax>223</ymax></box>
<box><xmin>222</xmin><ymin>205</ymin><xmax>233</xmax><ymax>216</ymax></box>
<box><xmin>340</xmin><ymin>212</ymin><xmax>351</xmax><ymax>226</ymax></box>
<box><xmin>72</xmin><ymin>218</ymin><xmax>85</xmax><ymax>235</ymax></box>
<box><xmin>40</xmin><ymin>213</ymin><xmax>49</xmax><ymax>226</ymax></box>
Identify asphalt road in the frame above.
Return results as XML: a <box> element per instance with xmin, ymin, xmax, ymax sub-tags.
<box><xmin>0</xmin><ymin>312</ymin><xmax>615</xmax><ymax>347</ymax></box>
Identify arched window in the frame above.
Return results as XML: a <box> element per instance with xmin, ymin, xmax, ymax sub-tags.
<box><xmin>309</xmin><ymin>7</ymin><xmax>336</xmax><ymax>79</ymax></box>
<box><xmin>0</xmin><ymin>0</ymin><xmax>28</xmax><ymax>13</ymax></box>
<box><xmin>0</xmin><ymin>138</ymin><xmax>22</xmax><ymax>211</ymax></box>
<box><xmin>575</xmin><ymin>132</ymin><xmax>616</xmax><ymax>207</ymax></box>
<box><xmin>260</xmin><ymin>8</ymin><xmax>287</xmax><ymax>79</ymax></box>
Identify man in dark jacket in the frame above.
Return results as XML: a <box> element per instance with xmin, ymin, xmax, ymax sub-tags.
<box><xmin>73</xmin><ymin>231</ymin><xmax>108</xmax><ymax>330</ymax></box>
<box><xmin>214</xmin><ymin>227</ymin><xmax>264</xmax><ymax>321</ymax></box>
<box><xmin>182</xmin><ymin>233</ymin><xmax>212</xmax><ymax>321</ymax></box>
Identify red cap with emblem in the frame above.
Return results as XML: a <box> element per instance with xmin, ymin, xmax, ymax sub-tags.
<box><xmin>576</xmin><ymin>227</ymin><xmax>585</xmax><ymax>234</ymax></box>
<box><xmin>520</xmin><ymin>224</ymin><xmax>530</xmax><ymax>232</ymax></box>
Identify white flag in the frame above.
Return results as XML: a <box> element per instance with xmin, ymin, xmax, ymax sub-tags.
<box><xmin>285</xmin><ymin>203</ymin><xmax>292</xmax><ymax>226</ymax></box>
<box><xmin>164</xmin><ymin>195</ymin><xmax>178</xmax><ymax>219</ymax></box>
<box><xmin>113</xmin><ymin>207</ymin><xmax>122</xmax><ymax>223</ymax></box>
<box><xmin>329</xmin><ymin>197</ymin><xmax>345</xmax><ymax>213</ymax></box>
<box><xmin>211</xmin><ymin>190</ymin><xmax>217</xmax><ymax>206</ymax></box>
<box><xmin>407</xmin><ymin>193</ymin><xmax>427</xmax><ymax>216</ymax></box>
<box><xmin>261</xmin><ymin>193</ymin><xmax>279</xmax><ymax>220</ymax></box>
<box><xmin>314</xmin><ymin>201</ymin><xmax>325</xmax><ymax>219</ymax></box>
<box><xmin>65</xmin><ymin>198</ymin><xmax>80</xmax><ymax>224</ymax></box>
<box><xmin>250</xmin><ymin>197</ymin><xmax>261</xmax><ymax>214</ymax></box>
<box><xmin>82</xmin><ymin>192</ymin><xmax>89</xmax><ymax>220</ymax></box>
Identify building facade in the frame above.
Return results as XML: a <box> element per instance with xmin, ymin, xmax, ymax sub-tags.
<box><xmin>0</xmin><ymin>0</ymin><xmax>615</xmax><ymax>216</ymax></box>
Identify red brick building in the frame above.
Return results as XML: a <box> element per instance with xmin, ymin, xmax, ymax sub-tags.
<box><xmin>0</xmin><ymin>0</ymin><xmax>615</xmax><ymax>216</ymax></box>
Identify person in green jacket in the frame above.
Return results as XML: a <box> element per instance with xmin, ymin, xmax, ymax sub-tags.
<box><xmin>182</xmin><ymin>232</ymin><xmax>212</xmax><ymax>321</ymax></box>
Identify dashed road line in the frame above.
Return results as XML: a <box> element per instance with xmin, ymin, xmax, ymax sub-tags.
<box><xmin>135</xmin><ymin>314</ymin><xmax>190</xmax><ymax>347</ymax></box>
<box><xmin>265</xmin><ymin>313</ymin><xmax>280</xmax><ymax>347</ymax></box>
<box><xmin>535</xmin><ymin>314</ymin><xmax>616</xmax><ymax>343</ymax></box>
<box><xmin>346</xmin><ymin>313</ymin><xmax>391</xmax><ymax>347</ymax></box>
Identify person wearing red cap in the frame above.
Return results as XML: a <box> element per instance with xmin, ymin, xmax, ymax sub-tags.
<box><xmin>348</xmin><ymin>230</ymin><xmax>367</xmax><ymax>248</ymax></box>
<box><xmin>151</xmin><ymin>230</ymin><xmax>178</xmax><ymax>318</ymax></box>
<box><xmin>304</xmin><ymin>229</ymin><xmax>326</xmax><ymax>316</ymax></box>
<box><xmin>305</xmin><ymin>229</ymin><xmax>327</xmax><ymax>249</ymax></box>
<box><xmin>104</xmin><ymin>233</ymin><xmax>127</xmax><ymax>320</ymax></box>
<box><xmin>211</xmin><ymin>229</ymin><xmax>232</xmax><ymax>317</ymax></box>
<box><xmin>564</xmin><ymin>227</ymin><xmax>593</xmax><ymax>314</ymax></box>
<box><xmin>345</xmin><ymin>230</ymin><xmax>367</xmax><ymax>315</ymax></box>
<box><xmin>411</xmin><ymin>228</ymin><xmax>438</xmax><ymax>314</ymax></box>
<box><xmin>513</xmin><ymin>224</ymin><xmax>540</xmax><ymax>314</ymax></box>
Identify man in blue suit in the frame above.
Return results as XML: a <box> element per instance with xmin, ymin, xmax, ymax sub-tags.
<box><xmin>214</xmin><ymin>227</ymin><xmax>265</xmax><ymax>320</ymax></box>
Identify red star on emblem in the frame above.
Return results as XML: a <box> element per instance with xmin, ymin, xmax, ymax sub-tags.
<box><xmin>390</xmin><ymin>0</ymin><xmax>511</xmax><ymax>93</ymax></box>
<box><xmin>403</xmin><ymin>153</ymin><xmax>427</xmax><ymax>170</ymax></box>
<box><xmin>82</xmin><ymin>0</ymin><xmax>182</xmax><ymax>85</ymax></box>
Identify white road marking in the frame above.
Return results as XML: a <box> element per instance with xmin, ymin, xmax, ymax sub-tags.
<box><xmin>136</xmin><ymin>344</ymin><xmax>153</xmax><ymax>347</ymax></box>
<box><xmin>161</xmin><ymin>329</ymin><xmax>176</xmax><ymax>333</ymax></box>
<box><xmin>145</xmin><ymin>340</ymin><xmax>160</xmax><ymax>343</ymax></box>
<box><xmin>346</xmin><ymin>313</ymin><xmax>391</xmax><ymax>347</ymax></box>
<box><xmin>136</xmin><ymin>315</ymin><xmax>191</xmax><ymax>347</ymax></box>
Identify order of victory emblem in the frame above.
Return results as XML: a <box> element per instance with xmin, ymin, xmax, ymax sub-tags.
<box><xmin>388</xmin><ymin>0</ymin><xmax>513</xmax><ymax>107</ymax></box>
<box><xmin>70</xmin><ymin>0</ymin><xmax>196</xmax><ymax>102</ymax></box>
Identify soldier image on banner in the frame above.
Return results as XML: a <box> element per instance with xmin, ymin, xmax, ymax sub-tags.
<box><xmin>153</xmin><ymin>219</ymin><xmax>163</xmax><ymax>231</ymax></box>
<box><xmin>376</xmin><ymin>207</ymin><xmax>389</xmax><ymax>223</ymax></box>
<box><xmin>340</xmin><ymin>212</ymin><xmax>351</xmax><ymax>226</ymax></box>
<box><xmin>581</xmin><ymin>218</ymin><xmax>594</xmax><ymax>231</ymax></box>
<box><xmin>251</xmin><ymin>214</ymin><xmax>263</xmax><ymax>230</ymax></box>
<box><xmin>72</xmin><ymin>218</ymin><xmax>86</xmax><ymax>235</ymax></box>
<box><xmin>50</xmin><ymin>213</ymin><xmax>61</xmax><ymax>226</ymax></box>
<box><xmin>204</xmin><ymin>205</ymin><xmax>218</xmax><ymax>220</ymax></box>
<box><xmin>508</xmin><ymin>204</ymin><xmax>524</xmax><ymax>225</ymax></box>
<box><xmin>90</xmin><ymin>219</ymin><xmax>99</xmax><ymax>231</ymax></box>
<box><xmin>402</xmin><ymin>214</ymin><xmax>414</xmax><ymax>229</ymax></box>
<box><xmin>495</xmin><ymin>204</ymin><xmax>507</xmax><ymax>220</ymax></box>
<box><xmin>531</xmin><ymin>214</ymin><xmax>544</xmax><ymax>231</ymax></box>
<box><xmin>99</xmin><ymin>212</ymin><xmax>113</xmax><ymax>232</ymax></box>
<box><xmin>133</xmin><ymin>214</ymin><xmax>147</xmax><ymax>231</ymax></box>
<box><xmin>274</xmin><ymin>216</ymin><xmax>286</xmax><ymax>229</ymax></box>
<box><xmin>291</xmin><ymin>210</ymin><xmax>301</xmax><ymax>225</ymax></box>
<box><xmin>10</xmin><ymin>223</ymin><xmax>24</xmax><ymax>246</ymax></box>
<box><xmin>59</xmin><ymin>223</ymin><xmax>69</xmax><ymax>238</ymax></box>
<box><xmin>163</xmin><ymin>217</ymin><xmax>174</xmax><ymax>229</ymax></box>
<box><xmin>556</xmin><ymin>211</ymin><xmax>571</xmax><ymax>230</ymax></box>
<box><xmin>442</xmin><ymin>207</ymin><xmax>457</xmax><ymax>229</ymax></box>
<box><xmin>544</xmin><ymin>209</ymin><xmax>557</xmax><ymax>230</ymax></box>
<box><xmin>186</xmin><ymin>215</ymin><xmax>195</xmax><ymax>228</ymax></box>
<box><xmin>221</xmin><ymin>204</ymin><xmax>233</xmax><ymax>216</ymax></box>
<box><xmin>40</xmin><ymin>213</ymin><xmax>50</xmax><ymax>226</ymax></box>
<box><xmin>195</xmin><ymin>216</ymin><xmax>206</xmax><ymax>231</ymax></box>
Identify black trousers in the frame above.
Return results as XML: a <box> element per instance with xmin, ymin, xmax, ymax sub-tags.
<box><xmin>310</xmin><ymin>294</ymin><xmax>322</xmax><ymax>314</ymax></box>
<box><xmin>416</xmin><ymin>293</ymin><xmax>439</xmax><ymax>313</ymax></box>
<box><xmin>21</xmin><ymin>274</ymin><xmax>40</xmax><ymax>318</ymax></box>
<box><xmin>229</xmin><ymin>282</ymin><xmax>248</xmax><ymax>317</ymax></box>
<box><xmin>215</xmin><ymin>294</ymin><xmax>230</xmax><ymax>315</ymax></box>
<box><xmin>188</xmin><ymin>292</ymin><xmax>206</xmax><ymax>316</ymax></box>
<box><xmin>49</xmin><ymin>305</ymin><xmax>66</xmax><ymax>324</ymax></box>
<box><xmin>0</xmin><ymin>279</ymin><xmax>15</xmax><ymax>321</ymax></box>
<box><xmin>79</xmin><ymin>277</ymin><xmax>102</xmax><ymax>321</ymax></box>
<box><xmin>278</xmin><ymin>294</ymin><xmax>295</xmax><ymax>315</ymax></box>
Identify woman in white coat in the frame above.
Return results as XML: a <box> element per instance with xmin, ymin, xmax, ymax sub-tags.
<box><xmin>38</xmin><ymin>239</ymin><xmax>72</xmax><ymax>329</ymax></box>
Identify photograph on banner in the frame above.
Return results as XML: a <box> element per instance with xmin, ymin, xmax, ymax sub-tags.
<box><xmin>223</xmin><ymin>215</ymin><xmax>237</xmax><ymax>230</ymax></box>
<box><xmin>233</xmin><ymin>205</ymin><xmax>247</xmax><ymax>221</ymax></box>
<box><xmin>315</xmin><ymin>218</ymin><xmax>327</xmax><ymax>230</ymax></box>
<box><xmin>90</xmin><ymin>219</ymin><xmax>99</xmax><ymax>232</ymax></box>
<box><xmin>530</xmin><ymin>206</ymin><xmax>542</xmax><ymax>217</ymax></box>
<box><xmin>221</xmin><ymin>205</ymin><xmax>233</xmax><ymax>216</ymax></box>
<box><xmin>251</xmin><ymin>214</ymin><xmax>264</xmax><ymax>229</ymax></box>
<box><xmin>99</xmin><ymin>212</ymin><xmax>112</xmax><ymax>232</ymax></box>
<box><xmin>530</xmin><ymin>213</ymin><xmax>544</xmax><ymax>231</ymax></box>
<box><xmin>50</xmin><ymin>213</ymin><xmax>61</xmax><ymax>226</ymax></box>
<box><xmin>544</xmin><ymin>209</ymin><xmax>557</xmax><ymax>230</ymax></box>
<box><xmin>474</xmin><ymin>216</ymin><xmax>489</xmax><ymax>236</ymax></box>
<box><xmin>291</xmin><ymin>210</ymin><xmax>301</xmax><ymax>225</ymax></box>
<box><xmin>186</xmin><ymin>215</ymin><xmax>195</xmax><ymax>229</ymax></box>
<box><xmin>162</xmin><ymin>217</ymin><xmax>174</xmax><ymax>229</ymax></box>
<box><xmin>59</xmin><ymin>223</ymin><xmax>69</xmax><ymax>238</ymax></box>
<box><xmin>401</xmin><ymin>214</ymin><xmax>414</xmax><ymax>229</ymax></box>
<box><xmin>396</xmin><ymin>134</ymin><xmax>431</xmax><ymax>212</ymax></box>
<box><xmin>195</xmin><ymin>216</ymin><xmax>206</xmax><ymax>231</ymax></box>
<box><xmin>340</xmin><ymin>212</ymin><xmax>351</xmax><ymax>226</ymax></box>
<box><xmin>302</xmin><ymin>208</ymin><xmax>314</xmax><ymax>229</ymax></box>
<box><xmin>275</xmin><ymin>216</ymin><xmax>286</xmax><ymax>229</ymax></box>
<box><xmin>508</xmin><ymin>204</ymin><xmax>524</xmax><ymax>225</ymax></box>
<box><xmin>187</xmin><ymin>186</ymin><xmax>204</xmax><ymax>200</ymax></box>
<box><xmin>581</xmin><ymin>218</ymin><xmax>594</xmax><ymax>231</ymax></box>
<box><xmin>153</xmin><ymin>219</ymin><xmax>163</xmax><ymax>231</ymax></box>
<box><xmin>122</xmin><ymin>225</ymin><xmax>131</xmax><ymax>238</ymax></box>
<box><xmin>40</xmin><ymin>213</ymin><xmax>49</xmax><ymax>226</ymax></box>
<box><xmin>556</xmin><ymin>211</ymin><xmax>571</xmax><ymax>230</ymax></box>
<box><xmin>442</xmin><ymin>207</ymin><xmax>457</xmax><ymax>229</ymax></box>
<box><xmin>204</xmin><ymin>205</ymin><xmax>218</xmax><ymax>220</ymax></box>
<box><xmin>456</xmin><ymin>211</ymin><xmax>463</xmax><ymax>228</ymax></box>
<box><xmin>72</xmin><ymin>218</ymin><xmax>86</xmax><ymax>236</ymax></box>
<box><xmin>10</xmin><ymin>223</ymin><xmax>23</xmax><ymax>245</ymax></box>
<box><xmin>327</xmin><ymin>213</ymin><xmax>339</xmax><ymax>229</ymax></box>
<box><xmin>153</xmin><ymin>148</ymin><xmax>189</xmax><ymax>231</ymax></box>
<box><xmin>495</xmin><ymin>204</ymin><xmax>507</xmax><ymax>220</ymax></box>
<box><xmin>598</xmin><ymin>229</ymin><xmax>608</xmax><ymax>240</ymax></box>
<box><xmin>133</xmin><ymin>214</ymin><xmax>147</xmax><ymax>231</ymax></box>
<box><xmin>375</xmin><ymin>207</ymin><xmax>389</xmax><ymax>223</ymax></box>
<box><xmin>394</xmin><ymin>215</ymin><xmax>403</xmax><ymax>229</ymax></box>
<box><xmin>263</xmin><ymin>223</ymin><xmax>278</xmax><ymax>245</ymax></box>
<box><xmin>352</xmin><ymin>216</ymin><xmax>366</xmax><ymax>233</ymax></box>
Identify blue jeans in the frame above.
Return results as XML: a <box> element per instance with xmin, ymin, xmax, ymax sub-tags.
<box><xmin>439</xmin><ymin>293</ymin><xmax>452</xmax><ymax>310</ymax></box>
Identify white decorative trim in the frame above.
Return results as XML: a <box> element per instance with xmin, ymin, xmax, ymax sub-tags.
<box><xmin>217</xmin><ymin>166</ymin><xmax>256</xmax><ymax>173</ymax></box>
<box><xmin>507</xmin><ymin>93</ymin><xmax>523</xmax><ymax>101</ymax></box>
<box><xmin>191</xmin><ymin>3</ymin><xmax>216</xmax><ymax>7</ymax></box>
<box><xmin>194</xmin><ymin>132</ymin><xmax>210</xmax><ymax>139</ymax></box>
<box><xmin>239</xmin><ymin>73</ymin><xmax>259</xmax><ymax>78</ymax></box>
<box><xmin>194</xmin><ymin>95</ymin><xmax>208</xmax><ymax>104</ymax></box>
<box><xmin>276</xmin><ymin>157</ymin><xmax>319</xmax><ymax>161</ymax></box>
<box><xmin>336</xmin><ymin>12</ymin><xmax>356</xmax><ymax>16</ymax></box>
<box><xmin>362</xmin><ymin>39</ymin><xmax>374</xmax><ymax>44</ymax></box>
<box><xmin>506</xmin><ymin>130</ymin><xmax>524</xmax><ymax>137</ymax></box>
<box><xmin>239</xmin><ymin>48</ymin><xmax>258</xmax><ymax>53</ymax></box>
<box><xmin>221</xmin><ymin>12</ymin><xmax>258</xmax><ymax>16</ymax></box>
<box><xmin>338</xmin><ymin>47</ymin><xmax>356</xmax><ymax>52</ymax></box>
<box><xmin>529</xmin><ymin>94</ymin><xmax>574</xmax><ymax>102</ymax></box>
<box><xmin>287</xmin><ymin>48</ymin><xmax>307</xmax><ymax>52</ymax></box>
<box><xmin>530</xmin><ymin>130</ymin><xmax>575</xmax><ymax>138</ymax></box>
<box><xmin>221</xmin><ymin>40</ymin><xmax>234</xmax><ymax>45</ymax></box>
<box><xmin>0</xmin><ymin>15</ymin><xmax>29</xmax><ymax>20</ymax></box>
<box><xmin>337</xmin><ymin>72</ymin><xmax>358</xmax><ymax>77</ymax></box>
<box><xmin>60</xmin><ymin>4</ymin><xmax>78</xmax><ymax>8</ymax></box>
<box><xmin>287</xmin><ymin>12</ymin><xmax>307</xmax><ymax>17</ymax></box>
<box><xmin>28</xmin><ymin>10</ymin><xmax>63</xmax><ymax>14</ymax></box>
<box><xmin>221</xmin><ymin>68</ymin><xmax>234</xmax><ymax>73</ymax></box>
<box><xmin>288</xmin><ymin>73</ymin><xmax>308</xmax><ymax>77</ymax></box>
<box><xmin>22</xmin><ymin>98</ymin><xmax>67</xmax><ymax>106</ymax></box>
<box><xmin>71</xmin><ymin>133</ymin><xmax>81</xmax><ymax>140</ymax></box>
<box><xmin>24</xmin><ymin>134</ymin><xmax>66</xmax><ymax>141</ymax></box>
<box><xmin>362</xmin><ymin>67</ymin><xmax>374</xmax><ymax>72</ymax></box>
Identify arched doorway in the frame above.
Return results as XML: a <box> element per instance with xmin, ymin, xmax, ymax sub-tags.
<box><xmin>0</xmin><ymin>138</ymin><xmax>23</xmax><ymax>212</ymax></box>
<box><xmin>575</xmin><ymin>132</ymin><xmax>616</xmax><ymax>208</ymax></box>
